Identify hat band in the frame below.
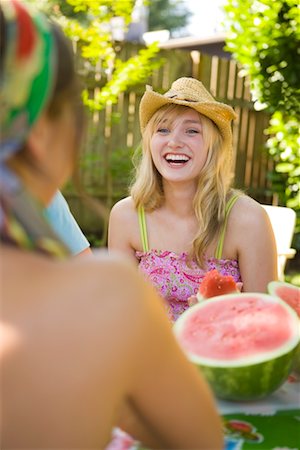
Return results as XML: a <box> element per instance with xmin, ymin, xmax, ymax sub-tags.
<box><xmin>165</xmin><ymin>93</ymin><xmax>198</xmax><ymax>103</ymax></box>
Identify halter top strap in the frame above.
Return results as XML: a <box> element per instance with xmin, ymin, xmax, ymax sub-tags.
<box><xmin>138</xmin><ymin>205</ymin><xmax>149</xmax><ymax>252</ymax></box>
<box><xmin>137</xmin><ymin>194</ymin><xmax>240</xmax><ymax>257</ymax></box>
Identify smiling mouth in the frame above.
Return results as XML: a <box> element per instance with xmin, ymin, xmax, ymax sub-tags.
<box><xmin>164</xmin><ymin>153</ymin><xmax>190</xmax><ymax>164</ymax></box>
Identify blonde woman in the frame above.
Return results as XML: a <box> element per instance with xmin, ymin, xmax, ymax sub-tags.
<box><xmin>109</xmin><ymin>78</ymin><xmax>278</xmax><ymax>321</ymax></box>
<box><xmin>1</xmin><ymin>3</ymin><xmax>223</xmax><ymax>448</ymax></box>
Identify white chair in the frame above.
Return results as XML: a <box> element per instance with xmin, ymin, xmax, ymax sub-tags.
<box><xmin>261</xmin><ymin>204</ymin><xmax>297</xmax><ymax>280</ymax></box>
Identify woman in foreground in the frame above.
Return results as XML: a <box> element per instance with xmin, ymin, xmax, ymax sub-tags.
<box><xmin>0</xmin><ymin>1</ymin><xmax>222</xmax><ymax>448</ymax></box>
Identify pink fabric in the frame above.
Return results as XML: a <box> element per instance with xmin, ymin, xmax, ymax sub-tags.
<box><xmin>105</xmin><ymin>427</ymin><xmax>139</xmax><ymax>450</ymax></box>
<box><xmin>136</xmin><ymin>249</ymin><xmax>242</xmax><ymax>322</ymax></box>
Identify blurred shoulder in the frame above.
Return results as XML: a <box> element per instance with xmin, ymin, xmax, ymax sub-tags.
<box><xmin>61</xmin><ymin>250</ymin><xmax>152</xmax><ymax>321</ymax></box>
<box><xmin>65</xmin><ymin>248</ymin><xmax>140</xmax><ymax>286</ymax></box>
<box><xmin>3</xmin><ymin>245</ymin><xmax>140</xmax><ymax>296</ymax></box>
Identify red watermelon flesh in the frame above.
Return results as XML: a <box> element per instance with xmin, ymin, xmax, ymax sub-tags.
<box><xmin>198</xmin><ymin>269</ymin><xmax>238</xmax><ymax>300</ymax></box>
<box><xmin>268</xmin><ymin>281</ymin><xmax>300</xmax><ymax>375</ymax></box>
<box><xmin>180</xmin><ymin>294</ymin><xmax>295</xmax><ymax>361</ymax></box>
<box><xmin>268</xmin><ymin>281</ymin><xmax>300</xmax><ymax>317</ymax></box>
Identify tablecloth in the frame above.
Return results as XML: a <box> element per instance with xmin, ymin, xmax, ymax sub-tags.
<box><xmin>107</xmin><ymin>376</ymin><xmax>300</xmax><ymax>450</ymax></box>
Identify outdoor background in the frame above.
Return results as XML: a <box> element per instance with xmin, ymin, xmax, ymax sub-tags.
<box><xmin>33</xmin><ymin>0</ymin><xmax>300</xmax><ymax>281</ymax></box>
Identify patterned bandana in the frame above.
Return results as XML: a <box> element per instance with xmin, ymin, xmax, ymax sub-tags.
<box><xmin>0</xmin><ymin>0</ymin><xmax>56</xmax><ymax>160</ymax></box>
<box><xmin>0</xmin><ymin>0</ymin><xmax>70</xmax><ymax>259</ymax></box>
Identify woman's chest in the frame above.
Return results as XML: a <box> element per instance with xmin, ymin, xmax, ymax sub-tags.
<box><xmin>145</xmin><ymin>212</ymin><xmax>199</xmax><ymax>254</ymax></box>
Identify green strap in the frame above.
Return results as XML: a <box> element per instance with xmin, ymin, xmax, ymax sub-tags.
<box><xmin>214</xmin><ymin>194</ymin><xmax>240</xmax><ymax>259</ymax></box>
<box><xmin>137</xmin><ymin>206</ymin><xmax>149</xmax><ymax>252</ymax></box>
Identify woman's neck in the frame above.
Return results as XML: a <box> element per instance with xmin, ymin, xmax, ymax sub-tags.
<box><xmin>7</xmin><ymin>161</ymin><xmax>56</xmax><ymax>206</ymax></box>
<box><xmin>162</xmin><ymin>180</ymin><xmax>197</xmax><ymax>217</ymax></box>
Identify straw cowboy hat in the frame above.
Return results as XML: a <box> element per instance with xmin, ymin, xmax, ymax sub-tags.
<box><xmin>139</xmin><ymin>77</ymin><xmax>237</xmax><ymax>149</ymax></box>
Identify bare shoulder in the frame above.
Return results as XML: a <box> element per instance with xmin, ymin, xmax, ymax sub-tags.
<box><xmin>108</xmin><ymin>196</ymin><xmax>141</xmax><ymax>253</ymax></box>
<box><xmin>3</xmin><ymin>246</ymin><xmax>152</xmax><ymax>349</ymax></box>
<box><xmin>222</xmin><ymin>194</ymin><xmax>273</xmax><ymax>258</ymax></box>
<box><xmin>230</xmin><ymin>194</ymin><xmax>269</xmax><ymax>228</ymax></box>
<box><xmin>3</xmin><ymin>246</ymin><xmax>142</xmax><ymax>308</ymax></box>
<box><xmin>221</xmin><ymin>195</ymin><xmax>277</xmax><ymax>284</ymax></box>
<box><xmin>62</xmin><ymin>249</ymin><xmax>143</xmax><ymax>302</ymax></box>
<box><xmin>110</xmin><ymin>196</ymin><xmax>136</xmax><ymax>220</ymax></box>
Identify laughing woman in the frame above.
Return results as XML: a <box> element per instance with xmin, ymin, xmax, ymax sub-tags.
<box><xmin>109</xmin><ymin>78</ymin><xmax>278</xmax><ymax>322</ymax></box>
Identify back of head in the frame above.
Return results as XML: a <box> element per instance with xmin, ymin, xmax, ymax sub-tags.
<box><xmin>0</xmin><ymin>0</ymin><xmax>83</xmax><ymax>166</ymax></box>
<box><xmin>0</xmin><ymin>0</ymin><xmax>83</xmax><ymax>257</ymax></box>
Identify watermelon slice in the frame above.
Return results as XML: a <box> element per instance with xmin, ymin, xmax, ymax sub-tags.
<box><xmin>268</xmin><ymin>281</ymin><xmax>300</xmax><ymax>375</ymax></box>
<box><xmin>268</xmin><ymin>281</ymin><xmax>300</xmax><ymax>317</ymax></box>
<box><xmin>174</xmin><ymin>292</ymin><xmax>300</xmax><ymax>401</ymax></box>
<box><xmin>197</xmin><ymin>269</ymin><xmax>239</xmax><ymax>301</ymax></box>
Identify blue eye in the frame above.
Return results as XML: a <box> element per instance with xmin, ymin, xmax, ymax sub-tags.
<box><xmin>157</xmin><ymin>128</ymin><xmax>169</xmax><ymax>134</ymax></box>
<box><xmin>186</xmin><ymin>129</ymin><xmax>200</xmax><ymax>134</ymax></box>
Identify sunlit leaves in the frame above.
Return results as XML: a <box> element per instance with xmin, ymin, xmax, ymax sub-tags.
<box><xmin>224</xmin><ymin>0</ymin><xmax>300</xmax><ymax>245</ymax></box>
<box><xmin>82</xmin><ymin>43</ymin><xmax>163</xmax><ymax>110</ymax></box>
<box><xmin>223</xmin><ymin>0</ymin><xmax>300</xmax><ymax>117</ymax></box>
<box><xmin>36</xmin><ymin>0</ymin><xmax>162</xmax><ymax>109</ymax></box>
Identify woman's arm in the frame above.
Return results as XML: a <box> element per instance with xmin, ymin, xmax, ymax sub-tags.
<box><xmin>229</xmin><ymin>196</ymin><xmax>278</xmax><ymax>292</ymax></box>
<box><xmin>45</xmin><ymin>191</ymin><xmax>91</xmax><ymax>256</ymax></box>
<box><xmin>108</xmin><ymin>197</ymin><xmax>139</xmax><ymax>262</ymax></box>
<box><xmin>122</xmin><ymin>277</ymin><xmax>223</xmax><ymax>449</ymax></box>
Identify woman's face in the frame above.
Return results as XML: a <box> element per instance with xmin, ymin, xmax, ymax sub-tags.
<box><xmin>17</xmin><ymin>102</ymin><xmax>79</xmax><ymax>204</ymax></box>
<box><xmin>150</xmin><ymin>108</ymin><xmax>208</xmax><ymax>184</ymax></box>
<box><xmin>45</xmin><ymin>104</ymin><xmax>78</xmax><ymax>188</ymax></box>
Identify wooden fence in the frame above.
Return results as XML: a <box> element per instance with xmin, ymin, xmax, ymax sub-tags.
<box><xmin>64</xmin><ymin>43</ymin><xmax>274</xmax><ymax>240</ymax></box>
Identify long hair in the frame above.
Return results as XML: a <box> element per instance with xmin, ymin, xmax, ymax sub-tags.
<box><xmin>130</xmin><ymin>104</ymin><xmax>238</xmax><ymax>266</ymax></box>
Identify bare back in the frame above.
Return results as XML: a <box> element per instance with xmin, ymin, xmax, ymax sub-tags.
<box><xmin>1</xmin><ymin>246</ymin><xmax>223</xmax><ymax>449</ymax></box>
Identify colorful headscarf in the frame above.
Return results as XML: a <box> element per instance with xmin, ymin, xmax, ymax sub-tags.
<box><xmin>0</xmin><ymin>0</ymin><xmax>70</xmax><ymax>259</ymax></box>
<box><xmin>0</xmin><ymin>0</ymin><xmax>57</xmax><ymax>161</ymax></box>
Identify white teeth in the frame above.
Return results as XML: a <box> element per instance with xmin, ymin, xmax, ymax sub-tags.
<box><xmin>165</xmin><ymin>153</ymin><xmax>190</xmax><ymax>162</ymax></box>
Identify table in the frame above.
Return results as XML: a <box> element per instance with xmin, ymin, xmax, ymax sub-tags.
<box><xmin>219</xmin><ymin>376</ymin><xmax>300</xmax><ymax>449</ymax></box>
<box><xmin>107</xmin><ymin>377</ymin><xmax>300</xmax><ymax>450</ymax></box>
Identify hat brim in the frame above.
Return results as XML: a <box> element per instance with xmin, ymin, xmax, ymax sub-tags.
<box><xmin>139</xmin><ymin>89</ymin><xmax>237</xmax><ymax>145</ymax></box>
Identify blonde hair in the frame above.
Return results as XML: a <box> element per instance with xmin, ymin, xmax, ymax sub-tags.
<box><xmin>130</xmin><ymin>104</ymin><xmax>238</xmax><ymax>266</ymax></box>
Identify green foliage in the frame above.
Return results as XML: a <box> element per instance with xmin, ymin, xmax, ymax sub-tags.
<box><xmin>265</xmin><ymin>111</ymin><xmax>300</xmax><ymax>246</ymax></box>
<box><xmin>285</xmin><ymin>271</ymin><xmax>300</xmax><ymax>286</ymax></box>
<box><xmin>82</xmin><ymin>44</ymin><xmax>163</xmax><ymax>110</ymax></box>
<box><xmin>147</xmin><ymin>0</ymin><xmax>192</xmax><ymax>36</ymax></box>
<box><xmin>224</xmin><ymin>0</ymin><xmax>300</xmax><ymax>248</ymax></box>
<box><xmin>224</xmin><ymin>0</ymin><xmax>300</xmax><ymax>116</ymax></box>
<box><xmin>32</xmin><ymin>0</ymin><xmax>162</xmax><ymax>110</ymax></box>
<box><xmin>110</xmin><ymin>146</ymin><xmax>135</xmax><ymax>188</ymax></box>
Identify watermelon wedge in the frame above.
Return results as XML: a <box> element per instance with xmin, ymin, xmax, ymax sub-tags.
<box><xmin>268</xmin><ymin>281</ymin><xmax>300</xmax><ymax>375</ymax></box>
<box><xmin>268</xmin><ymin>281</ymin><xmax>300</xmax><ymax>317</ymax></box>
<box><xmin>197</xmin><ymin>269</ymin><xmax>239</xmax><ymax>301</ymax></box>
<box><xmin>174</xmin><ymin>293</ymin><xmax>300</xmax><ymax>401</ymax></box>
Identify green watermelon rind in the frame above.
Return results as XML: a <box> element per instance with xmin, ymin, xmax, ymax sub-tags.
<box><xmin>174</xmin><ymin>293</ymin><xmax>300</xmax><ymax>401</ymax></box>
<box><xmin>268</xmin><ymin>281</ymin><xmax>300</xmax><ymax>375</ymax></box>
<box><xmin>197</xmin><ymin>348</ymin><xmax>297</xmax><ymax>401</ymax></box>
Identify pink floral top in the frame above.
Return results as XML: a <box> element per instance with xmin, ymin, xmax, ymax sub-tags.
<box><xmin>136</xmin><ymin>195</ymin><xmax>242</xmax><ymax>322</ymax></box>
<box><xmin>136</xmin><ymin>249</ymin><xmax>242</xmax><ymax>322</ymax></box>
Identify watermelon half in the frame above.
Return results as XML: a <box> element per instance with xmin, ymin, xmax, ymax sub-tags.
<box><xmin>268</xmin><ymin>281</ymin><xmax>300</xmax><ymax>375</ymax></box>
<box><xmin>174</xmin><ymin>293</ymin><xmax>300</xmax><ymax>401</ymax></box>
